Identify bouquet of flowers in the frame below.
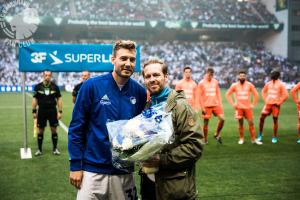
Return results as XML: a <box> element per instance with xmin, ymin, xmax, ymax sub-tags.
<box><xmin>106</xmin><ymin>102</ymin><xmax>174</xmax><ymax>171</ymax></box>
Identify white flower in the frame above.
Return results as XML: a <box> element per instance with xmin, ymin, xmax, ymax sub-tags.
<box><xmin>123</xmin><ymin>118</ymin><xmax>142</xmax><ymax>137</ymax></box>
<box><xmin>135</xmin><ymin>130</ymin><xmax>145</xmax><ymax>138</ymax></box>
<box><xmin>106</xmin><ymin>102</ymin><xmax>174</xmax><ymax>170</ymax></box>
<box><xmin>121</xmin><ymin>138</ymin><xmax>133</xmax><ymax>150</ymax></box>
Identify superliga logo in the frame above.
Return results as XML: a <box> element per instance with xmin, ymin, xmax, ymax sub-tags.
<box><xmin>0</xmin><ymin>0</ymin><xmax>39</xmax><ymax>47</ymax></box>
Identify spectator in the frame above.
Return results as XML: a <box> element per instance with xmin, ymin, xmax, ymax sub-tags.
<box><xmin>72</xmin><ymin>71</ymin><xmax>90</xmax><ymax>103</ymax></box>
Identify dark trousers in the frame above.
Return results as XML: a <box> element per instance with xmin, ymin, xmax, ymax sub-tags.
<box><xmin>140</xmin><ymin>171</ymin><xmax>156</xmax><ymax>200</ymax></box>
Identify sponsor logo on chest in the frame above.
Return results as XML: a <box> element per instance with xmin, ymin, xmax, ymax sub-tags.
<box><xmin>100</xmin><ymin>94</ymin><xmax>111</xmax><ymax>105</ymax></box>
<box><xmin>130</xmin><ymin>96</ymin><xmax>137</xmax><ymax>105</ymax></box>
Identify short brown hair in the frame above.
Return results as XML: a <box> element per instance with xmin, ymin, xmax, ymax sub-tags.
<box><xmin>142</xmin><ymin>58</ymin><xmax>168</xmax><ymax>77</ymax></box>
<box><xmin>183</xmin><ymin>66</ymin><xmax>192</xmax><ymax>72</ymax></box>
<box><xmin>43</xmin><ymin>70</ymin><xmax>52</xmax><ymax>75</ymax></box>
<box><xmin>112</xmin><ymin>40</ymin><xmax>136</xmax><ymax>57</ymax></box>
<box><xmin>271</xmin><ymin>70</ymin><xmax>280</xmax><ymax>80</ymax></box>
<box><xmin>239</xmin><ymin>70</ymin><xmax>246</xmax><ymax>75</ymax></box>
<box><xmin>206</xmin><ymin>67</ymin><xmax>214</xmax><ymax>74</ymax></box>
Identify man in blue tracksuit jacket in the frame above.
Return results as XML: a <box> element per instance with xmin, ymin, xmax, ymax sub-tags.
<box><xmin>68</xmin><ymin>40</ymin><xmax>147</xmax><ymax>200</ymax></box>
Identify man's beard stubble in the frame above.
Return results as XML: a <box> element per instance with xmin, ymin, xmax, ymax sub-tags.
<box><xmin>239</xmin><ymin>79</ymin><xmax>245</xmax><ymax>84</ymax></box>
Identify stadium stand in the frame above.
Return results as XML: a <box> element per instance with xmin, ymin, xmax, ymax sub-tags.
<box><xmin>2</xmin><ymin>0</ymin><xmax>278</xmax><ymax>23</ymax></box>
<box><xmin>72</xmin><ymin>0</ymin><xmax>279</xmax><ymax>23</ymax></box>
<box><xmin>1</xmin><ymin>40</ymin><xmax>299</xmax><ymax>88</ymax></box>
<box><xmin>166</xmin><ymin>0</ymin><xmax>263</xmax><ymax>23</ymax></box>
<box><xmin>140</xmin><ymin>41</ymin><xmax>298</xmax><ymax>87</ymax></box>
<box><xmin>0</xmin><ymin>0</ymin><xmax>70</xmax><ymax>17</ymax></box>
<box><xmin>0</xmin><ymin>0</ymin><xmax>295</xmax><ymax>89</ymax></box>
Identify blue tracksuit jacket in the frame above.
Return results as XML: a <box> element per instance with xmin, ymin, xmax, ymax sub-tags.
<box><xmin>68</xmin><ymin>73</ymin><xmax>147</xmax><ymax>174</ymax></box>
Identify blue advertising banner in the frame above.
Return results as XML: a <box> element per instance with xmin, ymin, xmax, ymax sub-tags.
<box><xmin>19</xmin><ymin>43</ymin><xmax>141</xmax><ymax>72</ymax></box>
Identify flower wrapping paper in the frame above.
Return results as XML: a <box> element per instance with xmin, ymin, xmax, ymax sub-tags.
<box><xmin>106</xmin><ymin>102</ymin><xmax>174</xmax><ymax>170</ymax></box>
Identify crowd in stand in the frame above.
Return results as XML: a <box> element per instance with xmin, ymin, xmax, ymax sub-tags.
<box><xmin>29</xmin><ymin>0</ymin><xmax>71</xmax><ymax>18</ymax></box>
<box><xmin>0</xmin><ymin>0</ymin><xmax>70</xmax><ymax>18</ymax></box>
<box><xmin>1</xmin><ymin>40</ymin><xmax>299</xmax><ymax>89</ymax></box>
<box><xmin>140</xmin><ymin>41</ymin><xmax>298</xmax><ymax>87</ymax></box>
<box><xmin>166</xmin><ymin>0</ymin><xmax>278</xmax><ymax>23</ymax></box>
<box><xmin>1</xmin><ymin>0</ymin><xmax>278</xmax><ymax>24</ymax></box>
<box><xmin>72</xmin><ymin>0</ymin><xmax>167</xmax><ymax>21</ymax></box>
<box><xmin>0</xmin><ymin>0</ymin><xmax>293</xmax><ymax>87</ymax></box>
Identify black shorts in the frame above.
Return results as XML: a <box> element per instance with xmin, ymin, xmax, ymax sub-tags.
<box><xmin>37</xmin><ymin>108</ymin><xmax>58</xmax><ymax>128</ymax></box>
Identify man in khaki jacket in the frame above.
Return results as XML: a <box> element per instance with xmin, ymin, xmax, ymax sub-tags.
<box><xmin>141</xmin><ymin>58</ymin><xmax>204</xmax><ymax>200</ymax></box>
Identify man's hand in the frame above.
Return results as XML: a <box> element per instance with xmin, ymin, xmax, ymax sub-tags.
<box><xmin>142</xmin><ymin>154</ymin><xmax>160</xmax><ymax>168</ymax></box>
<box><xmin>233</xmin><ymin>103</ymin><xmax>238</xmax><ymax>109</ymax></box>
<box><xmin>57</xmin><ymin>112</ymin><xmax>62</xmax><ymax>120</ymax></box>
<box><xmin>33</xmin><ymin>113</ymin><xmax>37</xmax><ymax>119</ymax></box>
<box><xmin>69</xmin><ymin>170</ymin><xmax>83</xmax><ymax>189</ymax></box>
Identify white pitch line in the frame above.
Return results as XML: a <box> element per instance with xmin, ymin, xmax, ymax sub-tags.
<box><xmin>59</xmin><ymin>120</ymin><xmax>69</xmax><ymax>133</ymax></box>
<box><xmin>26</xmin><ymin>92</ymin><xmax>69</xmax><ymax>133</ymax></box>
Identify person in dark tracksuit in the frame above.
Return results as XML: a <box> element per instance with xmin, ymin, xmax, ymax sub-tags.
<box><xmin>68</xmin><ymin>40</ymin><xmax>147</xmax><ymax>200</ymax></box>
<box><xmin>72</xmin><ymin>71</ymin><xmax>90</xmax><ymax>104</ymax></box>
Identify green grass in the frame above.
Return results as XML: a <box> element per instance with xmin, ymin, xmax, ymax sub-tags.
<box><xmin>0</xmin><ymin>90</ymin><xmax>299</xmax><ymax>200</ymax></box>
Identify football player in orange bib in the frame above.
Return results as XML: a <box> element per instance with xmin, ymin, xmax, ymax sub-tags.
<box><xmin>290</xmin><ymin>82</ymin><xmax>300</xmax><ymax>144</ymax></box>
<box><xmin>196</xmin><ymin>68</ymin><xmax>224</xmax><ymax>144</ymax></box>
<box><xmin>258</xmin><ymin>70</ymin><xmax>288</xmax><ymax>143</ymax></box>
<box><xmin>175</xmin><ymin>66</ymin><xmax>197</xmax><ymax>110</ymax></box>
<box><xmin>226</xmin><ymin>71</ymin><xmax>262</xmax><ymax>145</ymax></box>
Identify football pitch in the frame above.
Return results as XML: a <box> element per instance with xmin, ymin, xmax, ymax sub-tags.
<box><xmin>0</xmin><ymin>90</ymin><xmax>299</xmax><ymax>200</ymax></box>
